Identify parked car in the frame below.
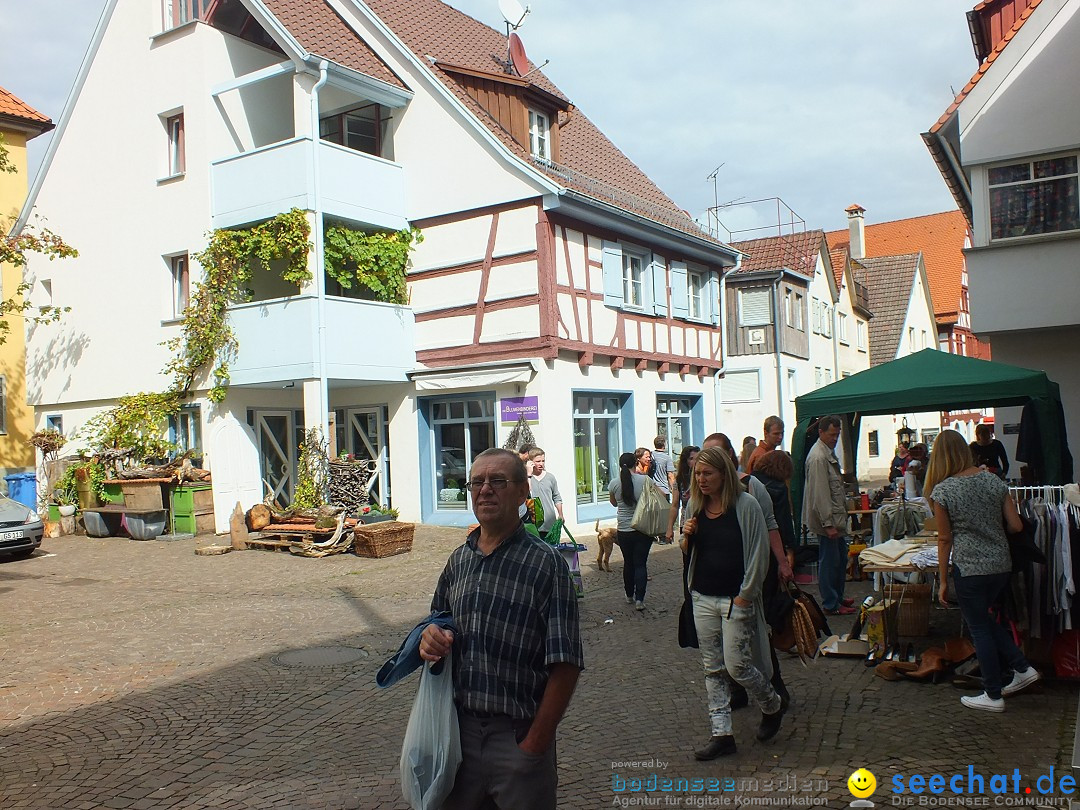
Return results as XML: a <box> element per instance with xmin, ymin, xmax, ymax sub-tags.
<box><xmin>0</xmin><ymin>496</ymin><xmax>44</xmax><ymax>560</ymax></box>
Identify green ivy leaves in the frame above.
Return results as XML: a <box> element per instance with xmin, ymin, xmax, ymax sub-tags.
<box><xmin>323</xmin><ymin>226</ymin><xmax>422</xmax><ymax>304</ymax></box>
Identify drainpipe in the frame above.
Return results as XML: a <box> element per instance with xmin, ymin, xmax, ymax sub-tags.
<box><xmin>311</xmin><ymin>61</ymin><xmax>330</xmax><ymax>443</ymax></box>
<box><xmin>713</xmin><ymin>267</ymin><xmax>730</xmax><ymax>430</ymax></box>
<box><xmin>772</xmin><ymin>271</ymin><xmax>785</xmax><ymax>428</ymax></box>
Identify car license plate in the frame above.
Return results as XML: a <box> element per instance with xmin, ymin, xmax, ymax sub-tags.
<box><xmin>2</xmin><ymin>531</ymin><xmax>23</xmax><ymax>541</ymax></box>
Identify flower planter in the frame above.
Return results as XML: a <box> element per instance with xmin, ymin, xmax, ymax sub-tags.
<box><xmin>358</xmin><ymin>513</ymin><xmax>394</xmax><ymax>525</ymax></box>
<box><xmin>58</xmin><ymin>504</ymin><xmax>77</xmax><ymax>517</ymax></box>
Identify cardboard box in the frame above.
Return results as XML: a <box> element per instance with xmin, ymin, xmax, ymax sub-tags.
<box><xmin>818</xmin><ymin>634</ymin><xmax>870</xmax><ymax>657</ymax></box>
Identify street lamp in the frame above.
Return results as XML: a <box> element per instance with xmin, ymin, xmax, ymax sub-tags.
<box><xmin>896</xmin><ymin>418</ymin><xmax>916</xmax><ymax>448</ymax></box>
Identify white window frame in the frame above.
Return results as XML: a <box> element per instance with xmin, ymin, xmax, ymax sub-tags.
<box><xmin>783</xmin><ymin>289</ymin><xmax>793</xmax><ymax>327</ymax></box>
<box><xmin>170</xmin><ymin>404</ymin><xmax>202</xmax><ymax>456</ymax></box>
<box><xmin>688</xmin><ymin>270</ymin><xmax>706</xmax><ymax>321</ymax></box>
<box><xmin>987</xmin><ymin>152</ymin><xmax>1080</xmax><ymax>241</ymax></box>
<box><xmin>721</xmin><ymin>370</ymin><xmax>760</xmax><ymax>403</ymax></box>
<box><xmin>794</xmin><ymin>293</ymin><xmax>804</xmax><ymax>331</ymax></box>
<box><xmin>622</xmin><ymin>251</ymin><xmax>647</xmax><ymax>310</ymax></box>
<box><xmin>528</xmin><ymin>109</ymin><xmax>550</xmax><ymax>161</ymax></box>
<box><xmin>656</xmin><ymin>396</ymin><xmax>695</xmax><ymax>456</ymax></box>
<box><xmin>856</xmin><ymin>319</ymin><xmax>867</xmax><ymax>351</ymax></box>
<box><xmin>822</xmin><ymin>304</ymin><xmax>832</xmax><ymax>338</ymax></box>
<box><xmin>786</xmin><ymin>368</ymin><xmax>797</xmax><ymax>401</ymax></box>
<box><xmin>838</xmin><ymin>312</ymin><xmax>849</xmax><ymax>344</ymax></box>
<box><xmin>868</xmin><ymin>430</ymin><xmax>880</xmax><ymax>457</ymax></box>
<box><xmin>908</xmin><ymin>326</ymin><xmax>915</xmax><ymax>351</ymax></box>
<box><xmin>737</xmin><ymin>287</ymin><xmax>772</xmax><ymax>327</ymax></box>
<box><xmin>169</xmin><ymin>254</ymin><xmax>190</xmax><ymax>319</ymax></box>
<box><xmin>165</xmin><ymin>112</ymin><xmax>185</xmax><ymax>177</ymax></box>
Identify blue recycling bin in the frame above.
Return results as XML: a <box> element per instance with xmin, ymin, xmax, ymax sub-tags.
<box><xmin>5</xmin><ymin>472</ymin><xmax>38</xmax><ymax>510</ymax></box>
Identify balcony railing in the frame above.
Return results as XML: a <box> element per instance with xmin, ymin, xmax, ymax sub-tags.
<box><xmin>227</xmin><ymin>294</ymin><xmax>415</xmax><ymax>386</ymax></box>
<box><xmin>210</xmin><ymin>137</ymin><xmax>407</xmax><ymax>231</ymax></box>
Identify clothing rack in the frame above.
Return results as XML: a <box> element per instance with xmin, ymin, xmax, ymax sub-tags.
<box><xmin>1009</xmin><ymin>484</ymin><xmax>1068</xmax><ymax>505</ymax></box>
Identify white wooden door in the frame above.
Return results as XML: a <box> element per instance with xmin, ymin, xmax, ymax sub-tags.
<box><xmin>208</xmin><ymin>414</ymin><xmax>262</xmax><ymax>534</ymax></box>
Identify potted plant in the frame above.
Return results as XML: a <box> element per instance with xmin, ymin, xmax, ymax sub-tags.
<box><xmin>358</xmin><ymin>504</ymin><xmax>398</xmax><ymax>524</ymax></box>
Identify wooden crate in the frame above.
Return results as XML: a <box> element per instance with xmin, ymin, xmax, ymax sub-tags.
<box><xmin>114</xmin><ymin>479</ymin><xmax>167</xmax><ymax>510</ymax></box>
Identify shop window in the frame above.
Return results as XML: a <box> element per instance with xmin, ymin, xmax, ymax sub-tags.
<box><xmin>431</xmin><ymin>397</ymin><xmax>496</xmax><ymax>510</ymax></box>
<box><xmin>989</xmin><ymin>154</ymin><xmax>1079</xmax><ymax>240</ymax></box>
<box><xmin>868</xmin><ymin>430</ymin><xmax>879</xmax><ymax>457</ymax></box>
<box><xmin>656</xmin><ymin>396</ymin><xmax>695</xmax><ymax>456</ymax></box>
<box><xmin>722</xmin><ymin>370</ymin><xmax>760</xmax><ymax>403</ymax></box>
<box><xmin>573</xmin><ymin>394</ymin><xmax>623</xmax><ymax>507</ymax></box>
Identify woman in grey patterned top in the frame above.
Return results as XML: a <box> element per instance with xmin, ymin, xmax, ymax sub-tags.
<box><xmin>925</xmin><ymin>430</ymin><xmax>1042</xmax><ymax>712</ymax></box>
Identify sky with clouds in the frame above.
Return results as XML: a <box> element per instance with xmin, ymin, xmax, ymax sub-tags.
<box><xmin>1</xmin><ymin>0</ymin><xmax>979</xmax><ymax>237</ymax></box>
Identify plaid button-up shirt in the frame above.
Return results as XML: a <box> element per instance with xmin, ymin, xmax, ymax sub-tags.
<box><xmin>431</xmin><ymin>524</ymin><xmax>584</xmax><ymax>720</ymax></box>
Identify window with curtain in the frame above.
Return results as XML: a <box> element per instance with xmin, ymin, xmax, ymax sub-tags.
<box><xmin>989</xmin><ymin>154</ymin><xmax>1079</xmax><ymax>240</ymax></box>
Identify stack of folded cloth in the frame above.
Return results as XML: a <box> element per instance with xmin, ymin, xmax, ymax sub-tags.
<box><xmin>859</xmin><ymin>538</ymin><xmax>922</xmax><ymax>569</ymax></box>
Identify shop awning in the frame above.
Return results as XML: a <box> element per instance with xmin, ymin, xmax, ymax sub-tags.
<box><xmin>408</xmin><ymin>360</ymin><xmax>538</xmax><ymax>392</ymax></box>
<box><xmin>790</xmin><ymin>350</ymin><xmax>1074</xmax><ymax>534</ymax></box>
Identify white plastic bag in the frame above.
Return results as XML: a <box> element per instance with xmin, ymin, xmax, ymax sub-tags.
<box><xmin>400</xmin><ymin>660</ymin><xmax>461</xmax><ymax>810</ymax></box>
<box><xmin>630</xmin><ymin>478</ymin><xmax>668</xmax><ymax>536</ymax></box>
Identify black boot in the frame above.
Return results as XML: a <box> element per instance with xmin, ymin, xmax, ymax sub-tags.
<box><xmin>756</xmin><ymin>703</ymin><xmax>786</xmax><ymax>742</ymax></box>
<box><xmin>694</xmin><ymin>735</ymin><xmax>737</xmax><ymax>760</ymax></box>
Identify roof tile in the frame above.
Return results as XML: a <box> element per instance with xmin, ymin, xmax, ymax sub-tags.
<box><xmin>729</xmin><ymin>230</ymin><xmax>825</xmax><ymax>278</ymax></box>
<box><xmin>825</xmin><ymin>210</ymin><xmax>968</xmax><ymax>325</ymax></box>
<box><xmin>0</xmin><ymin>85</ymin><xmax>52</xmax><ymax>130</ymax></box>
<box><xmin>851</xmin><ymin>254</ymin><xmax>921</xmax><ymax>366</ymax></box>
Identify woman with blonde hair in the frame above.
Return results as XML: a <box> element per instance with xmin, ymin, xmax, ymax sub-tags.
<box><xmin>681</xmin><ymin>446</ymin><xmax>783</xmax><ymax>759</ymax></box>
<box><xmin>925</xmin><ymin>429</ymin><xmax>1040</xmax><ymax>712</ymax></box>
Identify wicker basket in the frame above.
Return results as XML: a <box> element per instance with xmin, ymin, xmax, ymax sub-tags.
<box><xmin>353</xmin><ymin>521</ymin><xmax>415</xmax><ymax>558</ymax></box>
<box><xmin>884</xmin><ymin>583</ymin><xmax>932</xmax><ymax>636</ymax></box>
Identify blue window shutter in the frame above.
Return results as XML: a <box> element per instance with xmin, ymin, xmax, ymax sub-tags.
<box><xmin>649</xmin><ymin>256</ymin><xmax>667</xmax><ymax>317</ymax></box>
<box><xmin>602</xmin><ymin>242</ymin><xmax>623</xmax><ymax>307</ymax></box>
<box><xmin>671</xmin><ymin>261</ymin><xmax>689</xmax><ymax>319</ymax></box>
<box><xmin>709</xmin><ymin>273</ymin><xmax>721</xmax><ymax>326</ymax></box>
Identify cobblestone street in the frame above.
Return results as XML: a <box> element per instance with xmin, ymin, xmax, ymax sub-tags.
<box><xmin>0</xmin><ymin>529</ymin><xmax>1075</xmax><ymax>809</ymax></box>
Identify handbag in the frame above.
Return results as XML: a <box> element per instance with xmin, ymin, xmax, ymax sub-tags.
<box><xmin>400</xmin><ymin>660</ymin><xmax>462</xmax><ymax>810</ymax></box>
<box><xmin>630</xmin><ymin>478</ymin><xmax>668</xmax><ymax>536</ymax></box>
<box><xmin>678</xmin><ymin>545</ymin><xmax>698</xmax><ymax>648</ymax></box>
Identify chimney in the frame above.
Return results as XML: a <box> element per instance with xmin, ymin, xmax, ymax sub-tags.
<box><xmin>846</xmin><ymin>204</ymin><xmax>866</xmax><ymax>260</ymax></box>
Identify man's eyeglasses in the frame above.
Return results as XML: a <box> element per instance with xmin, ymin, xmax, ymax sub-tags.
<box><xmin>467</xmin><ymin>477</ymin><xmax>523</xmax><ymax>491</ymax></box>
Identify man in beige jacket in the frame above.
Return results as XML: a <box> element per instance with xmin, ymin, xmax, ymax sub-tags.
<box><xmin>802</xmin><ymin>415</ymin><xmax>854</xmax><ymax>615</ymax></box>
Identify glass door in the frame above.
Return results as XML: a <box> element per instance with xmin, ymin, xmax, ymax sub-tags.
<box><xmin>254</xmin><ymin>410</ymin><xmax>296</xmax><ymax>505</ymax></box>
<box><xmin>347</xmin><ymin>407</ymin><xmax>390</xmax><ymax>507</ymax></box>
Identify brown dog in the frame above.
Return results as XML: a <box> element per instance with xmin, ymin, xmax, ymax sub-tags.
<box><xmin>595</xmin><ymin>520</ymin><xmax>617</xmax><ymax>572</ymax></box>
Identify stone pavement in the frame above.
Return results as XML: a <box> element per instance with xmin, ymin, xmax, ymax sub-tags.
<box><xmin>0</xmin><ymin>528</ymin><xmax>1075</xmax><ymax>809</ymax></box>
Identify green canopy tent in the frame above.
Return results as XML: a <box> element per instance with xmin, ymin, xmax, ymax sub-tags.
<box><xmin>790</xmin><ymin>349</ymin><xmax>1073</xmax><ymax>538</ymax></box>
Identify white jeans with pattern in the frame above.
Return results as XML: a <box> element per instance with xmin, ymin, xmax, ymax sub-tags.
<box><xmin>691</xmin><ymin>591</ymin><xmax>780</xmax><ymax>736</ymax></box>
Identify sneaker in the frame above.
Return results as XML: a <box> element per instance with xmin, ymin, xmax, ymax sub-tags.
<box><xmin>634</xmin><ymin>600</ymin><xmax>645</xmax><ymax>611</ymax></box>
<box><xmin>826</xmin><ymin>606</ymin><xmax>857</xmax><ymax>616</ymax></box>
<box><xmin>1002</xmin><ymin>667</ymin><xmax>1041</xmax><ymax>697</ymax></box>
<box><xmin>625</xmin><ymin>594</ymin><xmax>634</xmax><ymax>604</ymax></box>
<box><xmin>757</xmin><ymin>703</ymin><xmax>786</xmax><ymax>741</ymax></box>
<box><xmin>841</xmin><ymin>598</ymin><xmax>855</xmax><ymax>608</ymax></box>
<box><xmin>694</xmin><ymin>735</ymin><xmax>736</xmax><ymax>760</ymax></box>
<box><xmin>960</xmin><ymin>692</ymin><xmax>1005</xmax><ymax>713</ymax></box>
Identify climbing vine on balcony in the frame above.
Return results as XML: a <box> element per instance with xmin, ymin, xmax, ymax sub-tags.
<box><xmin>323</xmin><ymin>226</ymin><xmax>422</xmax><ymax>305</ymax></box>
<box><xmin>167</xmin><ymin>208</ymin><xmax>313</xmax><ymax>402</ymax></box>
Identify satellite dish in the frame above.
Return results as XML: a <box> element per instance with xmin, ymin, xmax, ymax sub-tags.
<box><xmin>499</xmin><ymin>0</ymin><xmax>529</xmax><ymax>30</ymax></box>
<box><xmin>508</xmin><ymin>32</ymin><xmax>529</xmax><ymax>77</ymax></box>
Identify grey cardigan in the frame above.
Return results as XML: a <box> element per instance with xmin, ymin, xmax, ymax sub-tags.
<box><xmin>687</xmin><ymin>491</ymin><xmax>774</xmax><ymax>679</ymax></box>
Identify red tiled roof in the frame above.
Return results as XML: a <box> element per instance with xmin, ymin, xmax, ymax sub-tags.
<box><xmin>0</xmin><ymin>85</ymin><xmax>53</xmax><ymax>132</ymax></box>
<box><xmin>828</xmin><ymin>246</ymin><xmax>848</xmax><ymax>288</ymax></box>
<box><xmin>728</xmin><ymin>230</ymin><xmax>825</xmax><ymax>278</ymax></box>
<box><xmin>261</xmin><ymin>0</ymin><xmax>407</xmax><ymax>89</ymax></box>
<box><xmin>825</xmin><ymin>210</ymin><xmax>969</xmax><ymax>325</ymax></box>
<box><xmin>927</xmin><ymin>0</ymin><xmax>1042</xmax><ymax>136</ymax></box>
<box><xmin>261</xmin><ymin>0</ymin><xmax>710</xmax><ymax>243</ymax></box>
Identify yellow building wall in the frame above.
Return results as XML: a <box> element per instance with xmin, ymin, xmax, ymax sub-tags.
<box><xmin>0</xmin><ymin>127</ymin><xmax>36</xmax><ymax>469</ymax></box>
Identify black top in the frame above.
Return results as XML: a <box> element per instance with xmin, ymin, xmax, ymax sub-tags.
<box><xmin>970</xmin><ymin>439</ymin><xmax>1009</xmax><ymax>476</ymax></box>
<box><xmin>889</xmin><ymin>455</ymin><xmax>908</xmax><ymax>481</ymax></box>
<box><xmin>690</xmin><ymin>510</ymin><xmax>745</xmax><ymax>597</ymax></box>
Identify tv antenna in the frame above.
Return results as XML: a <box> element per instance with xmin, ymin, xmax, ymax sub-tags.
<box><xmin>499</xmin><ymin>0</ymin><xmax>530</xmax><ymax>31</ymax></box>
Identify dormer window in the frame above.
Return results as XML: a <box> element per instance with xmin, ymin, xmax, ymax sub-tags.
<box><xmin>528</xmin><ymin>110</ymin><xmax>550</xmax><ymax>161</ymax></box>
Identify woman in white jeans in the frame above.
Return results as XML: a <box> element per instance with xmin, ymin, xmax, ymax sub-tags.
<box><xmin>681</xmin><ymin>446</ymin><xmax>784</xmax><ymax>760</ymax></box>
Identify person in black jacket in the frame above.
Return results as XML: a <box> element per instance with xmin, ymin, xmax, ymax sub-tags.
<box><xmin>970</xmin><ymin>424</ymin><xmax>1009</xmax><ymax>479</ymax></box>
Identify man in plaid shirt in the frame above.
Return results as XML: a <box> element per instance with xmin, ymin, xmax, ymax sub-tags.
<box><xmin>420</xmin><ymin>448</ymin><xmax>584</xmax><ymax>809</ymax></box>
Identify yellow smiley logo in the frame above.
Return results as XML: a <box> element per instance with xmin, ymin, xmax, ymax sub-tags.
<box><xmin>848</xmin><ymin>768</ymin><xmax>877</xmax><ymax>798</ymax></box>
